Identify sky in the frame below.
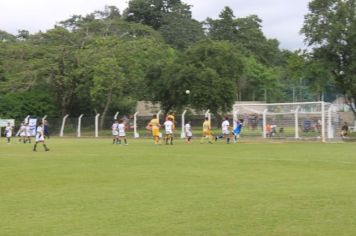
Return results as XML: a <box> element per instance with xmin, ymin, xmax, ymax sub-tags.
<box><xmin>0</xmin><ymin>0</ymin><xmax>310</xmax><ymax>50</ymax></box>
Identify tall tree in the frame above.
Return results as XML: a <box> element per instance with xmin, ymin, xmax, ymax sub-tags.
<box><xmin>302</xmin><ymin>0</ymin><xmax>356</xmax><ymax>115</ymax></box>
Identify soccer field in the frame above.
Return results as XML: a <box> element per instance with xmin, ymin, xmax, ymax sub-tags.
<box><xmin>0</xmin><ymin>139</ymin><xmax>355</xmax><ymax>236</ymax></box>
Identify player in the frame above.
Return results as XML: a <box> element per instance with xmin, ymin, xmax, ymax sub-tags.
<box><xmin>222</xmin><ymin>117</ymin><xmax>231</xmax><ymax>144</ymax></box>
<box><xmin>118</xmin><ymin>119</ymin><xmax>128</xmax><ymax>145</ymax></box>
<box><xmin>200</xmin><ymin>117</ymin><xmax>213</xmax><ymax>144</ymax></box>
<box><xmin>5</xmin><ymin>122</ymin><xmax>12</xmax><ymax>144</ymax></box>
<box><xmin>185</xmin><ymin>121</ymin><xmax>193</xmax><ymax>143</ymax></box>
<box><xmin>33</xmin><ymin>120</ymin><xmax>49</xmax><ymax>152</ymax></box>
<box><xmin>112</xmin><ymin>120</ymin><xmax>119</xmax><ymax>144</ymax></box>
<box><xmin>18</xmin><ymin>122</ymin><xmax>27</xmax><ymax>143</ymax></box>
<box><xmin>233</xmin><ymin>119</ymin><xmax>243</xmax><ymax>143</ymax></box>
<box><xmin>25</xmin><ymin>123</ymin><xmax>32</xmax><ymax>143</ymax></box>
<box><xmin>163</xmin><ymin>117</ymin><xmax>175</xmax><ymax>145</ymax></box>
<box><xmin>147</xmin><ymin>114</ymin><xmax>161</xmax><ymax>145</ymax></box>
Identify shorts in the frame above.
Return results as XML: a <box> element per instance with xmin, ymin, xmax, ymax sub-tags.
<box><xmin>222</xmin><ymin>130</ymin><xmax>230</xmax><ymax>135</ymax></box>
<box><xmin>36</xmin><ymin>135</ymin><xmax>44</xmax><ymax>142</ymax></box>
<box><xmin>112</xmin><ymin>131</ymin><xmax>119</xmax><ymax>136</ymax></box>
<box><xmin>152</xmin><ymin>128</ymin><xmax>160</xmax><ymax>137</ymax></box>
<box><xmin>186</xmin><ymin>132</ymin><xmax>192</xmax><ymax>137</ymax></box>
<box><xmin>6</xmin><ymin>132</ymin><xmax>12</xmax><ymax>138</ymax></box>
<box><xmin>119</xmin><ymin>132</ymin><xmax>126</xmax><ymax>137</ymax></box>
<box><xmin>203</xmin><ymin>130</ymin><xmax>212</xmax><ymax>137</ymax></box>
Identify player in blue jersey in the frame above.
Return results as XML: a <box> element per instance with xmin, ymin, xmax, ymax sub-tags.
<box><xmin>233</xmin><ymin>119</ymin><xmax>243</xmax><ymax>143</ymax></box>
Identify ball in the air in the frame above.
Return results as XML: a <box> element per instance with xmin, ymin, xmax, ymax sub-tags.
<box><xmin>185</xmin><ymin>90</ymin><xmax>190</xmax><ymax>94</ymax></box>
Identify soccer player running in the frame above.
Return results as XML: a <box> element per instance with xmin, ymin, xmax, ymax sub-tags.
<box><xmin>222</xmin><ymin>117</ymin><xmax>231</xmax><ymax>144</ymax></box>
<box><xmin>200</xmin><ymin>117</ymin><xmax>213</xmax><ymax>144</ymax></box>
<box><xmin>164</xmin><ymin>117</ymin><xmax>175</xmax><ymax>145</ymax></box>
<box><xmin>112</xmin><ymin>120</ymin><xmax>119</xmax><ymax>144</ymax></box>
<box><xmin>18</xmin><ymin>122</ymin><xmax>27</xmax><ymax>143</ymax></box>
<box><xmin>25</xmin><ymin>123</ymin><xmax>31</xmax><ymax>143</ymax></box>
<box><xmin>5</xmin><ymin>122</ymin><xmax>12</xmax><ymax>144</ymax></box>
<box><xmin>33</xmin><ymin>120</ymin><xmax>49</xmax><ymax>152</ymax></box>
<box><xmin>118</xmin><ymin>119</ymin><xmax>128</xmax><ymax>145</ymax></box>
<box><xmin>147</xmin><ymin>114</ymin><xmax>161</xmax><ymax>145</ymax></box>
<box><xmin>233</xmin><ymin>119</ymin><xmax>243</xmax><ymax>143</ymax></box>
<box><xmin>185</xmin><ymin>121</ymin><xmax>193</xmax><ymax>144</ymax></box>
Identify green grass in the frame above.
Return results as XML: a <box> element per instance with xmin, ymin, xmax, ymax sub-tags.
<box><xmin>0</xmin><ymin>138</ymin><xmax>355</xmax><ymax>236</ymax></box>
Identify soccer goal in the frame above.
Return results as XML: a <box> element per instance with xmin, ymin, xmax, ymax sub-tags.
<box><xmin>233</xmin><ymin>102</ymin><xmax>340</xmax><ymax>142</ymax></box>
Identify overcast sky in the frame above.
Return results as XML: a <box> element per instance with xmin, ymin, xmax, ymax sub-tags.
<box><xmin>0</xmin><ymin>0</ymin><xmax>310</xmax><ymax>50</ymax></box>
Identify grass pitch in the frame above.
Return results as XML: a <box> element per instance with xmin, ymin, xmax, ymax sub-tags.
<box><xmin>0</xmin><ymin>138</ymin><xmax>355</xmax><ymax>236</ymax></box>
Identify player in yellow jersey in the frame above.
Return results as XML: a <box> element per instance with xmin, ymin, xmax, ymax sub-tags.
<box><xmin>200</xmin><ymin>117</ymin><xmax>213</xmax><ymax>144</ymax></box>
<box><xmin>147</xmin><ymin>114</ymin><xmax>162</xmax><ymax>144</ymax></box>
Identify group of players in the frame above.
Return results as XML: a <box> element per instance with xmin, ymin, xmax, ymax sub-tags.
<box><xmin>112</xmin><ymin>112</ymin><xmax>243</xmax><ymax>145</ymax></box>
<box><xmin>3</xmin><ymin>120</ymin><xmax>49</xmax><ymax>151</ymax></box>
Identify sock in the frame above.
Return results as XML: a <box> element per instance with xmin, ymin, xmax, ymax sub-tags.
<box><xmin>43</xmin><ymin>144</ymin><xmax>49</xmax><ymax>151</ymax></box>
<box><xmin>170</xmin><ymin>137</ymin><xmax>173</xmax><ymax>145</ymax></box>
<box><xmin>33</xmin><ymin>143</ymin><xmax>37</xmax><ymax>151</ymax></box>
<box><xmin>124</xmin><ymin>139</ymin><xmax>127</xmax><ymax>144</ymax></box>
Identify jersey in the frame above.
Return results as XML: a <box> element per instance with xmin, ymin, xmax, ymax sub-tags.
<box><xmin>26</xmin><ymin>126</ymin><xmax>31</xmax><ymax>136</ymax></box>
<box><xmin>185</xmin><ymin>123</ymin><xmax>192</xmax><ymax>137</ymax></box>
<box><xmin>149</xmin><ymin>118</ymin><xmax>160</xmax><ymax>129</ymax></box>
<box><xmin>20</xmin><ymin>125</ymin><xmax>26</xmax><ymax>137</ymax></box>
<box><xmin>203</xmin><ymin>120</ymin><xmax>211</xmax><ymax>132</ymax></box>
<box><xmin>5</xmin><ymin>126</ymin><xmax>12</xmax><ymax>137</ymax></box>
<box><xmin>36</xmin><ymin>126</ymin><xmax>44</xmax><ymax>142</ymax></box>
<box><xmin>222</xmin><ymin>120</ymin><xmax>230</xmax><ymax>134</ymax></box>
<box><xmin>112</xmin><ymin>123</ymin><xmax>119</xmax><ymax>136</ymax></box>
<box><xmin>164</xmin><ymin>120</ymin><xmax>174</xmax><ymax>134</ymax></box>
<box><xmin>233</xmin><ymin>122</ymin><xmax>242</xmax><ymax>135</ymax></box>
<box><xmin>118</xmin><ymin>123</ymin><xmax>126</xmax><ymax>137</ymax></box>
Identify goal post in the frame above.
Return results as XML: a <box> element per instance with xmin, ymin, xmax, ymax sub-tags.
<box><xmin>233</xmin><ymin>102</ymin><xmax>340</xmax><ymax>141</ymax></box>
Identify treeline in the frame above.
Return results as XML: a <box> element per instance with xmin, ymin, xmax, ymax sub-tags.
<box><xmin>0</xmin><ymin>0</ymin><xmax>354</xmax><ymax>122</ymax></box>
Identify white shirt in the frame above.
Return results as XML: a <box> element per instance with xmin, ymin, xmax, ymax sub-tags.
<box><xmin>164</xmin><ymin>120</ymin><xmax>174</xmax><ymax>133</ymax></box>
<box><xmin>118</xmin><ymin>124</ymin><xmax>125</xmax><ymax>133</ymax></box>
<box><xmin>112</xmin><ymin>123</ymin><xmax>118</xmax><ymax>131</ymax></box>
<box><xmin>222</xmin><ymin>120</ymin><xmax>230</xmax><ymax>132</ymax></box>
<box><xmin>185</xmin><ymin>123</ymin><xmax>191</xmax><ymax>133</ymax></box>
<box><xmin>5</xmin><ymin>126</ymin><xmax>12</xmax><ymax>136</ymax></box>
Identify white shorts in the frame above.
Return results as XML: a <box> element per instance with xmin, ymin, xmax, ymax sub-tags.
<box><xmin>6</xmin><ymin>132</ymin><xmax>12</xmax><ymax>138</ymax></box>
<box><xmin>20</xmin><ymin>132</ymin><xmax>26</xmax><ymax>137</ymax></box>
<box><xmin>119</xmin><ymin>132</ymin><xmax>126</xmax><ymax>137</ymax></box>
<box><xmin>36</xmin><ymin>135</ymin><xmax>44</xmax><ymax>142</ymax></box>
<box><xmin>165</xmin><ymin>131</ymin><xmax>173</xmax><ymax>135</ymax></box>
<box><xmin>112</xmin><ymin>131</ymin><xmax>119</xmax><ymax>136</ymax></box>
<box><xmin>222</xmin><ymin>130</ymin><xmax>230</xmax><ymax>135</ymax></box>
<box><xmin>186</xmin><ymin>132</ymin><xmax>192</xmax><ymax>137</ymax></box>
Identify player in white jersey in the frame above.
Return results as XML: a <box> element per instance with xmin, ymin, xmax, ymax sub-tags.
<box><xmin>25</xmin><ymin>123</ymin><xmax>32</xmax><ymax>143</ymax></box>
<box><xmin>5</xmin><ymin>122</ymin><xmax>12</xmax><ymax>143</ymax></box>
<box><xmin>33</xmin><ymin>120</ymin><xmax>49</xmax><ymax>151</ymax></box>
<box><xmin>18</xmin><ymin>122</ymin><xmax>27</xmax><ymax>143</ymax></box>
<box><xmin>221</xmin><ymin>117</ymin><xmax>231</xmax><ymax>144</ymax></box>
<box><xmin>185</xmin><ymin>121</ymin><xmax>193</xmax><ymax>143</ymax></box>
<box><xmin>112</xmin><ymin>120</ymin><xmax>119</xmax><ymax>144</ymax></box>
<box><xmin>117</xmin><ymin>119</ymin><xmax>128</xmax><ymax>145</ymax></box>
<box><xmin>164</xmin><ymin>117</ymin><xmax>174</xmax><ymax>145</ymax></box>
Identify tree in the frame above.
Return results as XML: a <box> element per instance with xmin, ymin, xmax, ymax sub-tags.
<box><xmin>302</xmin><ymin>0</ymin><xmax>356</xmax><ymax>116</ymax></box>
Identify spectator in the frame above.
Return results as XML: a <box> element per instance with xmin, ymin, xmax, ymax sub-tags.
<box><xmin>340</xmin><ymin>122</ymin><xmax>349</xmax><ymax>139</ymax></box>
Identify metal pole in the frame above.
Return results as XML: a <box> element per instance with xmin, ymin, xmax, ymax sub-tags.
<box><xmin>157</xmin><ymin>110</ymin><xmax>162</xmax><ymax>123</ymax></box>
<box><xmin>181</xmin><ymin>110</ymin><xmax>187</xmax><ymax>139</ymax></box>
<box><xmin>205</xmin><ymin>109</ymin><xmax>210</xmax><ymax>124</ymax></box>
<box><xmin>295</xmin><ymin>106</ymin><xmax>300</xmax><ymax>139</ymax></box>
<box><xmin>263</xmin><ymin>109</ymin><xmax>268</xmax><ymax>139</ymax></box>
<box><xmin>24</xmin><ymin>115</ymin><xmax>30</xmax><ymax>124</ymax></box>
<box><xmin>321</xmin><ymin>101</ymin><xmax>326</xmax><ymax>142</ymax></box>
<box><xmin>60</xmin><ymin>114</ymin><xmax>69</xmax><ymax>137</ymax></box>
<box><xmin>95</xmin><ymin>114</ymin><xmax>100</xmax><ymax>138</ymax></box>
<box><xmin>114</xmin><ymin>112</ymin><xmax>119</xmax><ymax>120</ymax></box>
<box><xmin>134</xmin><ymin>111</ymin><xmax>139</xmax><ymax>138</ymax></box>
<box><xmin>42</xmin><ymin>115</ymin><xmax>47</xmax><ymax>123</ymax></box>
<box><xmin>77</xmin><ymin>114</ymin><xmax>84</xmax><ymax>138</ymax></box>
<box><xmin>327</xmin><ymin>105</ymin><xmax>334</xmax><ymax>139</ymax></box>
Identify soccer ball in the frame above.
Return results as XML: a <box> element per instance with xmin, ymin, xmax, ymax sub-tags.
<box><xmin>185</xmin><ymin>90</ymin><xmax>190</xmax><ymax>95</ymax></box>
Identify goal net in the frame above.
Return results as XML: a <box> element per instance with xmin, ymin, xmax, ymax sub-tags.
<box><xmin>233</xmin><ymin>102</ymin><xmax>340</xmax><ymax>141</ymax></box>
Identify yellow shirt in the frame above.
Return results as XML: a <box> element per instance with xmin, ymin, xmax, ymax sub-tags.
<box><xmin>149</xmin><ymin>118</ymin><xmax>160</xmax><ymax>129</ymax></box>
<box><xmin>203</xmin><ymin>120</ymin><xmax>211</xmax><ymax>131</ymax></box>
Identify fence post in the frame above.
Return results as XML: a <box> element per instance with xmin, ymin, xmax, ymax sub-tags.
<box><xmin>95</xmin><ymin>113</ymin><xmax>100</xmax><ymax>138</ymax></box>
<box><xmin>295</xmin><ymin>106</ymin><xmax>300</xmax><ymax>139</ymax></box>
<box><xmin>327</xmin><ymin>105</ymin><xmax>334</xmax><ymax>139</ymax></box>
<box><xmin>60</xmin><ymin>114</ymin><xmax>69</xmax><ymax>137</ymax></box>
<box><xmin>263</xmin><ymin>109</ymin><xmax>268</xmax><ymax>139</ymax></box>
<box><xmin>134</xmin><ymin>111</ymin><xmax>140</xmax><ymax>138</ymax></box>
<box><xmin>77</xmin><ymin>114</ymin><xmax>84</xmax><ymax>138</ymax></box>
<box><xmin>157</xmin><ymin>110</ymin><xmax>162</xmax><ymax>138</ymax></box>
<box><xmin>321</xmin><ymin>101</ymin><xmax>326</xmax><ymax>142</ymax></box>
<box><xmin>42</xmin><ymin>115</ymin><xmax>47</xmax><ymax>123</ymax></box>
<box><xmin>114</xmin><ymin>112</ymin><xmax>119</xmax><ymax>120</ymax></box>
<box><xmin>181</xmin><ymin>110</ymin><xmax>187</xmax><ymax>139</ymax></box>
<box><xmin>24</xmin><ymin>115</ymin><xmax>30</xmax><ymax>123</ymax></box>
<box><xmin>205</xmin><ymin>109</ymin><xmax>210</xmax><ymax>124</ymax></box>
